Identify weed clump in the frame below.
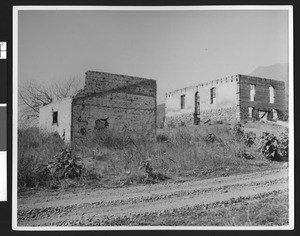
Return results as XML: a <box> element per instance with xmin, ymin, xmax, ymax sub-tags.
<box><xmin>236</xmin><ymin>150</ymin><xmax>255</xmax><ymax>160</ymax></box>
<box><xmin>259</xmin><ymin>131</ymin><xmax>288</xmax><ymax>161</ymax></box>
<box><xmin>243</xmin><ymin>132</ymin><xmax>256</xmax><ymax>147</ymax></box>
<box><xmin>139</xmin><ymin>159</ymin><xmax>170</xmax><ymax>184</ymax></box>
<box><xmin>48</xmin><ymin>148</ymin><xmax>84</xmax><ymax>179</ymax></box>
<box><xmin>203</xmin><ymin>133</ymin><xmax>225</xmax><ymax>146</ymax></box>
<box><xmin>233</xmin><ymin>123</ymin><xmax>245</xmax><ymax>140</ymax></box>
<box><xmin>18</xmin><ymin>128</ymin><xmax>66</xmax><ymax>187</ymax></box>
<box><xmin>232</xmin><ymin>123</ymin><xmax>256</xmax><ymax>147</ymax></box>
<box><xmin>156</xmin><ymin>133</ymin><xmax>169</xmax><ymax>142</ymax></box>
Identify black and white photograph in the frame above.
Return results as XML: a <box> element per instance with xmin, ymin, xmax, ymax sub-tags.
<box><xmin>12</xmin><ymin>6</ymin><xmax>294</xmax><ymax>230</ymax></box>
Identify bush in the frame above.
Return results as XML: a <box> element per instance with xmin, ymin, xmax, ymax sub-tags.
<box><xmin>156</xmin><ymin>133</ymin><xmax>169</xmax><ymax>142</ymax></box>
<box><xmin>243</xmin><ymin>131</ymin><xmax>256</xmax><ymax>147</ymax></box>
<box><xmin>138</xmin><ymin>159</ymin><xmax>170</xmax><ymax>184</ymax></box>
<box><xmin>48</xmin><ymin>148</ymin><xmax>84</xmax><ymax>179</ymax></box>
<box><xmin>203</xmin><ymin>133</ymin><xmax>225</xmax><ymax>147</ymax></box>
<box><xmin>278</xmin><ymin>131</ymin><xmax>288</xmax><ymax>159</ymax></box>
<box><xmin>232</xmin><ymin>123</ymin><xmax>256</xmax><ymax>147</ymax></box>
<box><xmin>259</xmin><ymin>132</ymin><xmax>288</xmax><ymax>161</ymax></box>
<box><xmin>232</xmin><ymin>123</ymin><xmax>244</xmax><ymax>141</ymax></box>
<box><xmin>279</xmin><ymin>110</ymin><xmax>289</xmax><ymax>121</ymax></box>
<box><xmin>236</xmin><ymin>150</ymin><xmax>255</xmax><ymax>160</ymax></box>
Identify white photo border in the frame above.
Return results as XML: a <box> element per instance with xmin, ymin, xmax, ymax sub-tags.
<box><xmin>12</xmin><ymin>5</ymin><xmax>294</xmax><ymax>231</ymax></box>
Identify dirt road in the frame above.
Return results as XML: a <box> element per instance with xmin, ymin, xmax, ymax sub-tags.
<box><xmin>18</xmin><ymin>168</ymin><xmax>289</xmax><ymax>226</ymax></box>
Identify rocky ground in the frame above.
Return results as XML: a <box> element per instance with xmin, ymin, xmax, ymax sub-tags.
<box><xmin>17</xmin><ymin>166</ymin><xmax>289</xmax><ymax>227</ymax></box>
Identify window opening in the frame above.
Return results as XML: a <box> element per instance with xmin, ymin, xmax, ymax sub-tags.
<box><xmin>269</xmin><ymin>86</ymin><xmax>274</xmax><ymax>103</ymax></box>
<box><xmin>53</xmin><ymin>111</ymin><xmax>58</xmax><ymax>124</ymax></box>
<box><xmin>181</xmin><ymin>95</ymin><xmax>185</xmax><ymax>109</ymax></box>
<box><xmin>250</xmin><ymin>84</ymin><xmax>256</xmax><ymax>101</ymax></box>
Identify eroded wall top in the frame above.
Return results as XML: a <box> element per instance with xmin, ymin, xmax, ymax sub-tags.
<box><xmin>75</xmin><ymin>71</ymin><xmax>156</xmax><ymax>98</ymax></box>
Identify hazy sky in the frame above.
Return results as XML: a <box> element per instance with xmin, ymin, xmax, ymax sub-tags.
<box><xmin>18</xmin><ymin>9</ymin><xmax>289</xmax><ymax>104</ymax></box>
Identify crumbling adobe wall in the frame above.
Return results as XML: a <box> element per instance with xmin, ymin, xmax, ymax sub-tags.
<box><xmin>164</xmin><ymin>75</ymin><xmax>239</xmax><ymax>126</ymax></box>
<box><xmin>39</xmin><ymin>97</ymin><xmax>72</xmax><ymax>142</ymax></box>
<box><xmin>239</xmin><ymin>75</ymin><xmax>286</xmax><ymax>120</ymax></box>
<box><xmin>71</xmin><ymin>71</ymin><xmax>157</xmax><ymax>145</ymax></box>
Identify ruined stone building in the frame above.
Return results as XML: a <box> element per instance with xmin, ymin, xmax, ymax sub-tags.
<box><xmin>39</xmin><ymin>71</ymin><xmax>157</xmax><ymax>144</ymax></box>
<box><xmin>165</xmin><ymin>74</ymin><xmax>286</xmax><ymax>126</ymax></box>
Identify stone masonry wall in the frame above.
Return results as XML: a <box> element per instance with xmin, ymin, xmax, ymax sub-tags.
<box><xmin>239</xmin><ymin>75</ymin><xmax>286</xmax><ymax>121</ymax></box>
<box><xmin>199</xmin><ymin>106</ymin><xmax>240</xmax><ymax>123</ymax></box>
<box><xmin>71</xmin><ymin>71</ymin><xmax>156</xmax><ymax>145</ymax></box>
<box><xmin>165</xmin><ymin>106</ymin><xmax>240</xmax><ymax>127</ymax></box>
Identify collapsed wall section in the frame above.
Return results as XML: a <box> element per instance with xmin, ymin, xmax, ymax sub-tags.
<box><xmin>71</xmin><ymin>71</ymin><xmax>157</xmax><ymax>145</ymax></box>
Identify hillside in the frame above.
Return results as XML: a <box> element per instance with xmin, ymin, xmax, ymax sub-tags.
<box><xmin>248</xmin><ymin>63</ymin><xmax>288</xmax><ymax>82</ymax></box>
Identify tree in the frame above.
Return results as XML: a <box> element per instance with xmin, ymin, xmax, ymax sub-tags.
<box><xmin>19</xmin><ymin>77</ymin><xmax>82</xmax><ymax>127</ymax></box>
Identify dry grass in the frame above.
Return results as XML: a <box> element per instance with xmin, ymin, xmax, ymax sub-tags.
<box><xmin>140</xmin><ymin>192</ymin><xmax>289</xmax><ymax>226</ymax></box>
<box><xmin>71</xmin><ymin>123</ymin><xmax>280</xmax><ymax>188</ymax></box>
<box><xmin>18</xmin><ymin>127</ymin><xmax>66</xmax><ymax>188</ymax></box>
<box><xmin>17</xmin><ymin>122</ymin><xmax>288</xmax><ymax>189</ymax></box>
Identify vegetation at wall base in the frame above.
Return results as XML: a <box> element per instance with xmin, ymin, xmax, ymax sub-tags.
<box><xmin>17</xmin><ymin>122</ymin><xmax>288</xmax><ymax>190</ymax></box>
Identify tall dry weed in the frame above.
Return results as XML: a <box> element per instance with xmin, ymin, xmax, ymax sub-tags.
<box><xmin>18</xmin><ymin>127</ymin><xmax>66</xmax><ymax>187</ymax></box>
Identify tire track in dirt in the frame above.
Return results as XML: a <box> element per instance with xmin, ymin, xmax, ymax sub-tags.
<box><xmin>18</xmin><ymin>168</ymin><xmax>288</xmax><ymax>226</ymax></box>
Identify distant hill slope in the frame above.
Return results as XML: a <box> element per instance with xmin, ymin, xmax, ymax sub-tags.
<box><xmin>248</xmin><ymin>63</ymin><xmax>288</xmax><ymax>82</ymax></box>
<box><xmin>157</xmin><ymin>103</ymin><xmax>165</xmax><ymax>128</ymax></box>
<box><xmin>248</xmin><ymin>63</ymin><xmax>289</xmax><ymax>110</ymax></box>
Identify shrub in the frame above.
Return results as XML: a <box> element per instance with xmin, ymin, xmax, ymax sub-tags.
<box><xmin>232</xmin><ymin>123</ymin><xmax>244</xmax><ymax>141</ymax></box>
<box><xmin>279</xmin><ymin>110</ymin><xmax>289</xmax><ymax>121</ymax></box>
<box><xmin>232</xmin><ymin>123</ymin><xmax>256</xmax><ymax>147</ymax></box>
<box><xmin>259</xmin><ymin>132</ymin><xmax>288</xmax><ymax>161</ymax></box>
<box><xmin>278</xmin><ymin>131</ymin><xmax>289</xmax><ymax>161</ymax></box>
<box><xmin>156</xmin><ymin>133</ymin><xmax>169</xmax><ymax>142</ymax></box>
<box><xmin>203</xmin><ymin>133</ymin><xmax>225</xmax><ymax>146</ymax></box>
<box><xmin>259</xmin><ymin>132</ymin><xmax>279</xmax><ymax>160</ymax></box>
<box><xmin>138</xmin><ymin>159</ymin><xmax>170</xmax><ymax>184</ymax></box>
<box><xmin>243</xmin><ymin>131</ymin><xmax>256</xmax><ymax>147</ymax></box>
<box><xmin>236</xmin><ymin>150</ymin><xmax>255</xmax><ymax>159</ymax></box>
<box><xmin>48</xmin><ymin>148</ymin><xmax>84</xmax><ymax>179</ymax></box>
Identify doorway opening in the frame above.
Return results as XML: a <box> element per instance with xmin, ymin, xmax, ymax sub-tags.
<box><xmin>194</xmin><ymin>91</ymin><xmax>200</xmax><ymax>125</ymax></box>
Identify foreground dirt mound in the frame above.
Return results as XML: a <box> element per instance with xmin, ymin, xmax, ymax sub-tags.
<box><xmin>17</xmin><ymin>168</ymin><xmax>289</xmax><ymax>227</ymax></box>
